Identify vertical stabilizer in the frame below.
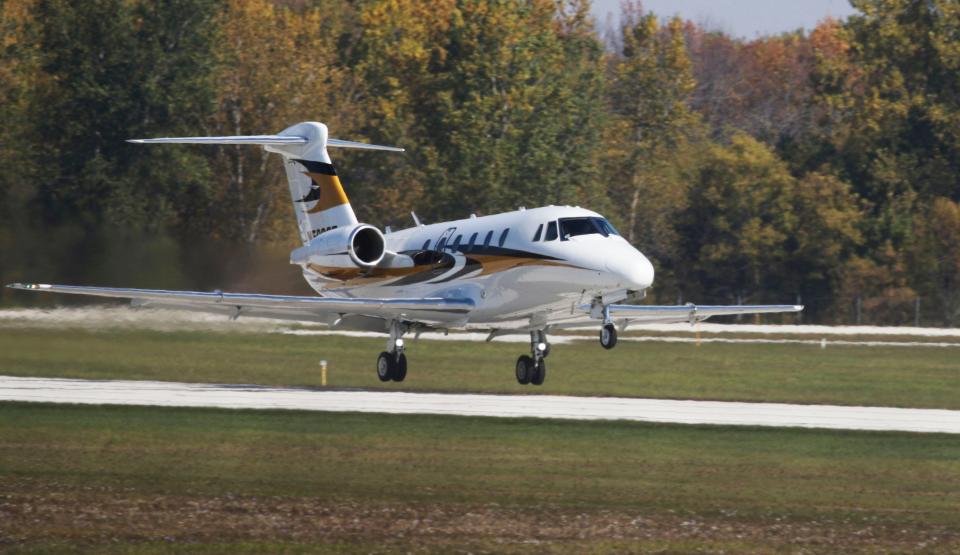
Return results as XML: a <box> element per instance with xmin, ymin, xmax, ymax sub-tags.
<box><xmin>267</xmin><ymin>122</ymin><xmax>357</xmax><ymax>244</ymax></box>
<box><xmin>128</xmin><ymin>121</ymin><xmax>403</xmax><ymax>245</ymax></box>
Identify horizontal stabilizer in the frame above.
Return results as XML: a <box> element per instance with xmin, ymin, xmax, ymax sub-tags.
<box><xmin>128</xmin><ymin>134</ymin><xmax>403</xmax><ymax>151</ymax></box>
<box><xmin>327</xmin><ymin>138</ymin><xmax>404</xmax><ymax>152</ymax></box>
<box><xmin>128</xmin><ymin>135</ymin><xmax>307</xmax><ymax>145</ymax></box>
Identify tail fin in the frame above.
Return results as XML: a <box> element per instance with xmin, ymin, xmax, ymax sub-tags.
<box><xmin>129</xmin><ymin>121</ymin><xmax>403</xmax><ymax>244</ymax></box>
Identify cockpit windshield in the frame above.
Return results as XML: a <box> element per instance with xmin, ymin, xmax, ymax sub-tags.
<box><xmin>558</xmin><ymin>217</ymin><xmax>620</xmax><ymax>240</ymax></box>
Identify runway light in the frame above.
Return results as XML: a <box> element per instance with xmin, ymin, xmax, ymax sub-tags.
<box><xmin>537</xmin><ymin>342</ymin><xmax>547</xmax><ymax>351</ymax></box>
<box><xmin>395</xmin><ymin>338</ymin><xmax>404</xmax><ymax>348</ymax></box>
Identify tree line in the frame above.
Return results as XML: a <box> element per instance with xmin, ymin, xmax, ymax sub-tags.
<box><xmin>1</xmin><ymin>0</ymin><xmax>958</xmax><ymax>325</ymax></box>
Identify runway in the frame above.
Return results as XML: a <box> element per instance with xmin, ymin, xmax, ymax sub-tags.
<box><xmin>2</xmin><ymin>376</ymin><xmax>959</xmax><ymax>434</ymax></box>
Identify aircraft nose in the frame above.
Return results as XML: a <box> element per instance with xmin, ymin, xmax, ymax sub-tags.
<box><xmin>605</xmin><ymin>251</ymin><xmax>654</xmax><ymax>290</ymax></box>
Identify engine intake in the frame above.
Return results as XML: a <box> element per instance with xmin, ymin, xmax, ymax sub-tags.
<box><xmin>348</xmin><ymin>225</ymin><xmax>385</xmax><ymax>268</ymax></box>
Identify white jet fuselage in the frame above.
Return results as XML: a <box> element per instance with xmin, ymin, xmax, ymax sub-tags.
<box><xmin>299</xmin><ymin>205</ymin><xmax>655</xmax><ymax>329</ymax></box>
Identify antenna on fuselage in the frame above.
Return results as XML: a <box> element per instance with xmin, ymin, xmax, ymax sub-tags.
<box><xmin>411</xmin><ymin>211</ymin><xmax>423</xmax><ymax>227</ymax></box>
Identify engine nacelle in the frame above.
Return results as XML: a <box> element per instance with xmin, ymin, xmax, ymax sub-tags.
<box><xmin>290</xmin><ymin>224</ymin><xmax>386</xmax><ymax>270</ymax></box>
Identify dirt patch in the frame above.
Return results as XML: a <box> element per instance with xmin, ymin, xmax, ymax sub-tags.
<box><xmin>0</xmin><ymin>482</ymin><xmax>956</xmax><ymax>553</ymax></box>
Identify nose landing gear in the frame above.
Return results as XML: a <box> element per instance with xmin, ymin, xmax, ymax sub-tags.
<box><xmin>595</xmin><ymin>303</ymin><xmax>618</xmax><ymax>350</ymax></box>
<box><xmin>516</xmin><ymin>330</ymin><xmax>548</xmax><ymax>386</ymax></box>
<box><xmin>377</xmin><ymin>320</ymin><xmax>408</xmax><ymax>382</ymax></box>
<box><xmin>600</xmin><ymin>323</ymin><xmax>618</xmax><ymax>349</ymax></box>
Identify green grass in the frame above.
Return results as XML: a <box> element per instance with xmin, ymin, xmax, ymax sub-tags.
<box><xmin>1</xmin><ymin>403</ymin><xmax>959</xmax><ymax>553</ymax></box>
<box><xmin>0</xmin><ymin>327</ymin><xmax>958</xmax><ymax>408</ymax></box>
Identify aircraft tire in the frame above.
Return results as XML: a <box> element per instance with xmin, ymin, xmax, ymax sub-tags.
<box><xmin>393</xmin><ymin>353</ymin><xmax>408</xmax><ymax>382</ymax></box>
<box><xmin>600</xmin><ymin>323</ymin><xmax>618</xmax><ymax>350</ymax></box>
<box><xmin>515</xmin><ymin>355</ymin><xmax>533</xmax><ymax>385</ymax></box>
<box><xmin>531</xmin><ymin>359</ymin><xmax>546</xmax><ymax>386</ymax></box>
<box><xmin>377</xmin><ymin>351</ymin><xmax>394</xmax><ymax>382</ymax></box>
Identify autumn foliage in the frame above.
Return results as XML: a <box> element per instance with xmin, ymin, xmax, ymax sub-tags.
<box><xmin>1</xmin><ymin>0</ymin><xmax>958</xmax><ymax>325</ymax></box>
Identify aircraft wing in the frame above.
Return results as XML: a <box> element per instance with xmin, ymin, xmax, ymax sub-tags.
<box><xmin>584</xmin><ymin>303</ymin><xmax>803</xmax><ymax>325</ymax></box>
<box><xmin>6</xmin><ymin>283</ymin><xmax>474</xmax><ymax>326</ymax></box>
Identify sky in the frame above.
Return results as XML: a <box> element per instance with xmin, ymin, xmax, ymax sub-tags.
<box><xmin>591</xmin><ymin>0</ymin><xmax>860</xmax><ymax>39</ymax></box>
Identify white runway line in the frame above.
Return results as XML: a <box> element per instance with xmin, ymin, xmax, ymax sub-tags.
<box><xmin>4</xmin><ymin>308</ymin><xmax>960</xmax><ymax>338</ymax></box>
<box><xmin>2</xmin><ymin>375</ymin><xmax>959</xmax><ymax>434</ymax></box>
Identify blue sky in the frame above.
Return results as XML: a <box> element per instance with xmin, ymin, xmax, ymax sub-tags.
<box><xmin>591</xmin><ymin>0</ymin><xmax>859</xmax><ymax>38</ymax></box>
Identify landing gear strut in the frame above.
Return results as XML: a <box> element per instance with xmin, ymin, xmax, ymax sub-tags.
<box><xmin>377</xmin><ymin>320</ymin><xmax>408</xmax><ymax>382</ymax></box>
<box><xmin>516</xmin><ymin>330</ymin><xmax>548</xmax><ymax>386</ymax></box>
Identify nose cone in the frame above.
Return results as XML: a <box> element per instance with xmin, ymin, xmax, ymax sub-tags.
<box><xmin>606</xmin><ymin>251</ymin><xmax>655</xmax><ymax>290</ymax></box>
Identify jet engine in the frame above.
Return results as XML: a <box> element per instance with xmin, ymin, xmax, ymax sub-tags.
<box><xmin>290</xmin><ymin>223</ymin><xmax>386</xmax><ymax>269</ymax></box>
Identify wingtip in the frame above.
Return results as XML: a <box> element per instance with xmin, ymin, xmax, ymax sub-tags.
<box><xmin>126</xmin><ymin>139</ymin><xmax>145</xmax><ymax>144</ymax></box>
<box><xmin>795</xmin><ymin>305</ymin><xmax>804</xmax><ymax>311</ymax></box>
<box><xmin>7</xmin><ymin>283</ymin><xmax>50</xmax><ymax>290</ymax></box>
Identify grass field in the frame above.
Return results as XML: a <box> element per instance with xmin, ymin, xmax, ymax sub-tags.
<box><xmin>2</xmin><ymin>322</ymin><xmax>959</xmax><ymax>552</ymax></box>
<box><xmin>1</xmin><ymin>326</ymin><xmax>958</xmax><ymax>408</ymax></box>
<box><xmin>2</xmin><ymin>403</ymin><xmax>959</xmax><ymax>553</ymax></box>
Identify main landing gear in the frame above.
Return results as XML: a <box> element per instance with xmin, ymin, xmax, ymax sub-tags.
<box><xmin>377</xmin><ymin>320</ymin><xmax>408</xmax><ymax>382</ymax></box>
<box><xmin>516</xmin><ymin>330</ymin><xmax>549</xmax><ymax>386</ymax></box>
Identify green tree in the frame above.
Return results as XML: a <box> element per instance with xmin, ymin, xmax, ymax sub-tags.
<box><xmin>24</xmin><ymin>0</ymin><xmax>219</xmax><ymax>287</ymax></box>
<box><xmin>0</xmin><ymin>0</ymin><xmax>43</xmax><ymax>302</ymax></box>
<box><xmin>909</xmin><ymin>198</ymin><xmax>960</xmax><ymax>325</ymax></box>
<box><xmin>355</xmin><ymin>0</ymin><xmax>606</xmax><ymax>226</ymax></box>
<box><xmin>206</xmin><ymin>0</ymin><xmax>360</xmax><ymax>245</ymax></box>
<box><xmin>677</xmin><ymin>134</ymin><xmax>862</xmax><ymax>312</ymax></box>
<box><xmin>806</xmin><ymin>0</ymin><xmax>960</xmax><ymax>240</ymax></box>
<box><xmin>602</xmin><ymin>10</ymin><xmax>703</xmax><ymax>299</ymax></box>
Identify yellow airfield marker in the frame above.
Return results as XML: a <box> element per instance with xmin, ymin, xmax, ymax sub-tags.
<box><xmin>320</xmin><ymin>360</ymin><xmax>328</xmax><ymax>386</ymax></box>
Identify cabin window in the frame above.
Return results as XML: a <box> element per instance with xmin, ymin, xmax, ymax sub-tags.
<box><xmin>468</xmin><ymin>232</ymin><xmax>478</xmax><ymax>250</ymax></box>
<box><xmin>545</xmin><ymin>221</ymin><xmax>558</xmax><ymax>241</ymax></box>
<box><xmin>499</xmin><ymin>228</ymin><xmax>510</xmax><ymax>247</ymax></box>
<box><xmin>532</xmin><ymin>224</ymin><xmax>543</xmax><ymax>241</ymax></box>
<box><xmin>422</xmin><ymin>239</ymin><xmax>431</xmax><ymax>250</ymax></box>
<box><xmin>483</xmin><ymin>230</ymin><xmax>493</xmax><ymax>247</ymax></box>
<box><xmin>452</xmin><ymin>234</ymin><xmax>462</xmax><ymax>251</ymax></box>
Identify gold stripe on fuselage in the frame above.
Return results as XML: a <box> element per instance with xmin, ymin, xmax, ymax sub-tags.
<box><xmin>307</xmin><ymin>253</ymin><xmax>578</xmax><ymax>287</ymax></box>
<box><xmin>467</xmin><ymin>254</ymin><xmax>574</xmax><ymax>277</ymax></box>
<box><xmin>306</xmin><ymin>262</ymin><xmax>440</xmax><ymax>286</ymax></box>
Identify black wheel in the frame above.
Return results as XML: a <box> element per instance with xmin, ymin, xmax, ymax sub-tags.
<box><xmin>600</xmin><ymin>323</ymin><xmax>618</xmax><ymax>350</ymax></box>
<box><xmin>515</xmin><ymin>355</ymin><xmax>533</xmax><ymax>385</ymax></box>
<box><xmin>531</xmin><ymin>359</ymin><xmax>546</xmax><ymax>386</ymax></box>
<box><xmin>393</xmin><ymin>353</ymin><xmax>407</xmax><ymax>382</ymax></box>
<box><xmin>377</xmin><ymin>351</ymin><xmax>394</xmax><ymax>382</ymax></box>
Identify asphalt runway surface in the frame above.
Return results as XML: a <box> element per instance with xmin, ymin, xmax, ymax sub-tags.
<box><xmin>2</xmin><ymin>375</ymin><xmax>959</xmax><ymax>434</ymax></box>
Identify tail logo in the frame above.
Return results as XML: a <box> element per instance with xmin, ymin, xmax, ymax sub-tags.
<box><xmin>293</xmin><ymin>159</ymin><xmax>350</xmax><ymax>214</ymax></box>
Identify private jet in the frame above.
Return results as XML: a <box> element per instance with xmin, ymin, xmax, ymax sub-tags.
<box><xmin>9</xmin><ymin>122</ymin><xmax>802</xmax><ymax>385</ymax></box>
